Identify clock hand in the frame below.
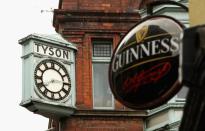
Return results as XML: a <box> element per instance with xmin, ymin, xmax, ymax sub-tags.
<box><xmin>52</xmin><ymin>79</ymin><xmax>70</xmax><ymax>84</ymax></box>
<box><xmin>43</xmin><ymin>79</ymin><xmax>54</xmax><ymax>86</ymax></box>
<box><xmin>43</xmin><ymin>79</ymin><xmax>60</xmax><ymax>86</ymax></box>
<box><xmin>43</xmin><ymin>79</ymin><xmax>70</xmax><ymax>87</ymax></box>
<box><xmin>44</xmin><ymin>81</ymin><xmax>50</xmax><ymax>86</ymax></box>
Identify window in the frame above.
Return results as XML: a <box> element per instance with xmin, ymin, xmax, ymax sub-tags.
<box><xmin>93</xmin><ymin>42</ymin><xmax>112</xmax><ymax>57</ymax></box>
<box><xmin>92</xmin><ymin>38</ymin><xmax>114</xmax><ymax>109</ymax></box>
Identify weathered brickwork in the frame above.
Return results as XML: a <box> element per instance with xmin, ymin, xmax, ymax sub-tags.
<box><xmin>61</xmin><ymin>116</ymin><xmax>144</xmax><ymax>131</ymax></box>
<box><xmin>60</xmin><ymin>0</ymin><xmax>140</xmax><ymax>12</ymax></box>
<box><xmin>54</xmin><ymin>10</ymin><xmax>140</xmax><ymax>109</ymax></box>
<box><xmin>53</xmin><ymin>0</ymin><xmax>150</xmax><ymax>130</ymax></box>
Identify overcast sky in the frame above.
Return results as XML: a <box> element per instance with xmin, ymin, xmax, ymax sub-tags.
<box><xmin>0</xmin><ymin>0</ymin><xmax>59</xmax><ymax>131</ymax></box>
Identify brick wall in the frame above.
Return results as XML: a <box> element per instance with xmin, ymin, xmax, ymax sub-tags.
<box><xmin>53</xmin><ymin>1</ymin><xmax>145</xmax><ymax>130</ymax></box>
<box><xmin>61</xmin><ymin>116</ymin><xmax>144</xmax><ymax>131</ymax></box>
<box><xmin>60</xmin><ymin>0</ymin><xmax>141</xmax><ymax>12</ymax></box>
<box><xmin>54</xmin><ymin>10</ymin><xmax>140</xmax><ymax>109</ymax></box>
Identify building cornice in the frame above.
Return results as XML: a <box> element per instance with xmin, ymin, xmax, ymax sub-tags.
<box><xmin>72</xmin><ymin>109</ymin><xmax>147</xmax><ymax>117</ymax></box>
<box><xmin>147</xmin><ymin>102</ymin><xmax>185</xmax><ymax>116</ymax></box>
<box><xmin>53</xmin><ymin>9</ymin><xmax>140</xmax><ymax>31</ymax></box>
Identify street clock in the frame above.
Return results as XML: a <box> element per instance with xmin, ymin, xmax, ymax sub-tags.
<box><xmin>19</xmin><ymin>33</ymin><xmax>77</xmax><ymax>119</ymax></box>
<box><xmin>34</xmin><ymin>59</ymin><xmax>71</xmax><ymax>101</ymax></box>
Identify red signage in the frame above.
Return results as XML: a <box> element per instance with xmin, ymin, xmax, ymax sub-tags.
<box><xmin>109</xmin><ymin>15</ymin><xmax>184</xmax><ymax>109</ymax></box>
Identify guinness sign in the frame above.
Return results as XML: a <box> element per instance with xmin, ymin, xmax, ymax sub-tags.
<box><xmin>109</xmin><ymin>16</ymin><xmax>184</xmax><ymax>109</ymax></box>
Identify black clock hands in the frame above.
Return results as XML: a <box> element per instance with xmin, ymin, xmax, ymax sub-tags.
<box><xmin>34</xmin><ymin>59</ymin><xmax>71</xmax><ymax>101</ymax></box>
<box><xmin>44</xmin><ymin>79</ymin><xmax>70</xmax><ymax>86</ymax></box>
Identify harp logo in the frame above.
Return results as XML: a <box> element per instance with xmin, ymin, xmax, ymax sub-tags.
<box><xmin>136</xmin><ymin>25</ymin><xmax>148</xmax><ymax>43</ymax></box>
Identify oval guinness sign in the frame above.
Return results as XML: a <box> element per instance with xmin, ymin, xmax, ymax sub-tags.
<box><xmin>109</xmin><ymin>16</ymin><xmax>184</xmax><ymax>110</ymax></box>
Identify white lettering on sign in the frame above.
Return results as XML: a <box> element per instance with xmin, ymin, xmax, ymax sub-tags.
<box><xmin>34</xmin><ymin>42</ymin><xmax>71</xmax><ymax>60</ymax></box>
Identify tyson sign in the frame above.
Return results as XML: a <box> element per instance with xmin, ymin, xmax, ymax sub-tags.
<box><xmin>109</xmin><ymin>16</ymin><xmax>184</xmax><ymax>109</ymax></box>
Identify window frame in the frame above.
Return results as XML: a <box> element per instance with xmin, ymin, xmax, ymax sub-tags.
<box><xmin>92</xmin><ymin>38</ymin><xmax>114</xmax><ymax>110</ymax></box>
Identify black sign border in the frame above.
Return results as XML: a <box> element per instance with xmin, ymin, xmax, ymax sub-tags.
<box><xmin>109</xmin><ymin>15</ymin><xmax>185</xmax><ymax>110</ymax></box>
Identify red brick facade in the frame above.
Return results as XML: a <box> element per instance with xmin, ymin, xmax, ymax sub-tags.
<box><xmin>58</xmin><ymin>0</ymin><xmax>140</xmax><ymax>11</ymax></box>
<box><xmin>53</xmin><ymin>0</ymin><xmax>148</xmax><ymax>130</ymax></box>
<box><xmin>61</xmin><ymin>116</ymin><xmax>144</xmax><ymax>131</ymax></box>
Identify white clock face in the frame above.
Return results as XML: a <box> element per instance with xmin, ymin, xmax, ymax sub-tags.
<box><xmin>34</xmin><ymin>59</ymin><xmax>71</xmax><ymax>101</ymax></box>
